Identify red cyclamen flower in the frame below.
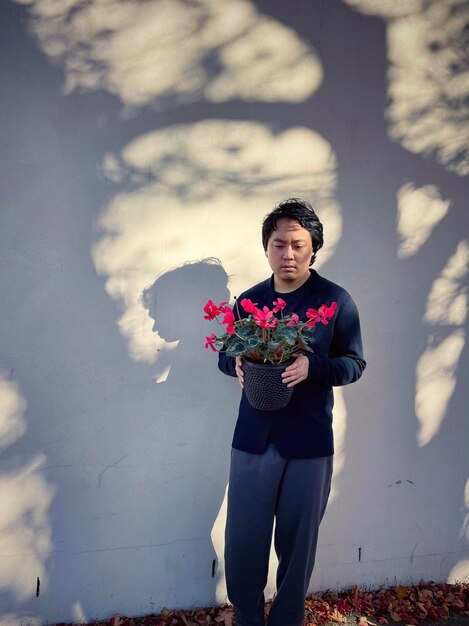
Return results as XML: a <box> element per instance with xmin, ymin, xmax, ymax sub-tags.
<box><xmin>240</xmin><ymin>298</ymin><xmax>258</xmax><ymax>313</ymax></box>
<box><xmin>256</xmin><ymin>317</ymin><xmax>278</xmax><ymax>329</ymax></box>
<box><xmin>203</xmin><ymin>299</ymin><xmax>228</xmax><ymax>320</ymax></box>
<box><xmin>306</xmin><ymin>302</ymin><xmax>337</xmax><ymax>327</ymax></box>
<box><xmin>305</xmin><ymin>308</ymin><xmax>320</xmax><ymax>328</ymax></box>
<box><xmin>321</xmin><ymin>301</ymin><xmax>337</xmax><ymax>322</ymax></box>
<box><xmin>316</xmin><ymin>302</ymin><xmax>337</xmax><ymax>324</ymax></box>
<box><xmin>221</xmin><ymin>308</ymin><xmax>236</xmax><ymax>335</ymax></box>
<box><xmin>253</xmin><ymin>306</ymin><xmax>276</xmax><ymax>328</ymax></box>
<box><xmin>286</xmin><ymin>313</ymin><xmax>299</xmax><ymax>327</ymax></box>
<box><xmin>205</xmin><ymin>333</ymin><xmax>218</xmax><ymax>351</ymax></box>
<box><xmin>272</xmin><ymin>298</ymin><xmax>287</xmax><ymax>313</ymax></box>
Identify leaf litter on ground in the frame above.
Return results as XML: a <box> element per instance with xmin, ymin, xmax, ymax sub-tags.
<box><xmin>53</xmin><ymin>581</ymin><xmax>469</xmax><ymax>626</ymax></box>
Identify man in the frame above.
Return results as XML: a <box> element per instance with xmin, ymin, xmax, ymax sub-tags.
<box><xmin>218</xmin><ymin>198</ymin><xmax>366</xmax><ymax>626</ymax></box>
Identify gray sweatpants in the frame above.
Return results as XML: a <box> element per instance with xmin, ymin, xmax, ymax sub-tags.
<box><xmin>224</xmin><ymin>444</ymin><xmax>333</xmax><ymax>626</ymax></box>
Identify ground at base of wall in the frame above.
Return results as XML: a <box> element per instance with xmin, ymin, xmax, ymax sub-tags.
<box><xmin>331</xmin><ymin>613</ymin><xmax>469</xmax><ymax>626</ymax></box>
<box><xmin>52</xmin><ymin>582</ymin><xmax>469</xmax><ymax>626</ymax></box>
<box><xmin>304</xmin><ymin>582</ymin><xmax>469</xmax><ymax>626</ymax></box>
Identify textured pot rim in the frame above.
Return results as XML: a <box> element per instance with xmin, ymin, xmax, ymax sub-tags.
<box><xmin>243</xmin><ymin>357</ymin><xmax>294</xmax><ymax>369</ymax></box>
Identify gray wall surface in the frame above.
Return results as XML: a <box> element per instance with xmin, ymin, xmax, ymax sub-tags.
<box><xmin>0</xmin><ymin>0</ymin><xmax>468</xmax><ymax>624</ymax></box>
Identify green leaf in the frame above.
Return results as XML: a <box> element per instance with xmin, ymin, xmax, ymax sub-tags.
<box><xmin>299</xmin><ymin>328</ymin><xmax>317</xmax><ymax>346</ymax></box>
<box><xmin>272</xmin><ymin>326</ymin><xmax>296</xmax><ymax>345</ymax></box>
<box><xmin>236</xmin><ymin>326</ymin><xmax>260</xmax><ymax>340</ymax></box>
<box><xmin>226</xmin><ymin>339</ymin><xmax>246</xmax><ymax>356</ymax></box>
<box><xmin>245</xmin><ymin>336</ymin><xmax>261</xmax><ymax>350</ymax></box>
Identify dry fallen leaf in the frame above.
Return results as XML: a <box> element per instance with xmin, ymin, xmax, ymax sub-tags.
<box><xmin>45</xmin><ymin>581</ymin><xmax>469</xmax><ymax>626</ymax></box>
<box><xmin>330</xmin><ymin>608</ymin><xmax>347</xmax><ymax>623</ymax></box>
<box><xmin>214</xmin><ymin>607</ymin><xmax>233</xmax><ymax>626</ymax></box>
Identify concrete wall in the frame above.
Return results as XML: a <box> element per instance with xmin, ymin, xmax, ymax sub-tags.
<box><xmin>0</xmin><ymin>0</ymin><xmax>468</xmax><ymax>623</ymax></box>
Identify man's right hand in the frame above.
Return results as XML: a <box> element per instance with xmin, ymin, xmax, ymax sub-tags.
<box><xmin>235</xmin><ymin>356</ymin><xmax>244</xmax><ymax>388</ymax></box>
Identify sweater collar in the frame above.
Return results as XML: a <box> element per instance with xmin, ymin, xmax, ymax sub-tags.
<box><xmin>268</xmin><ymin>269</ymin><xmax>318</xmax><ymax>296</ymax></box>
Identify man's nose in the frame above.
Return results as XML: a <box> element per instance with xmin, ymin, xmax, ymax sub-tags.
<box><xmin>282</xmin><ymin>246</ymin><xmax>294</xmax><ymax>259</ymax></box>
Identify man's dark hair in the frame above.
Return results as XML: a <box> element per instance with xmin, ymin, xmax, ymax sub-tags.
<box><xmin>262</xmin><ymin>198</ymin><xmax>324</xmax><ymax>266</ymax></box>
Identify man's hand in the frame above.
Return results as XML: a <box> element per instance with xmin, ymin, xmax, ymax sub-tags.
<box><xmin>235</xmin><ymin>356</ymin><xmax>244</xmax><ymax>388</ymax></box>
<box><xmin>281</xmin><ymin>354</ymin><xmax>309</xmax><ymax>388</ymax></box>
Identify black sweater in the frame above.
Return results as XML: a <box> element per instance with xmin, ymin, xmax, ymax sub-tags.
<box><xmin>218</xmin><ymin>270</ymin><xmax>366</xmax><ymax>458</ymax></box>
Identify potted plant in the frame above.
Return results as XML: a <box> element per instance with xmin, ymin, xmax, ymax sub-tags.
<box><xmin>204</xmin><ymin>297</ymin><xmax>337</xmax><ymax>411</ymax></box>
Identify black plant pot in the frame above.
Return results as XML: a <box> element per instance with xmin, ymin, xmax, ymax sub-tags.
<box><xmin>242</xmin><ymin>358</ymin><xmax>294</xmax><ymax>411</ymax></box>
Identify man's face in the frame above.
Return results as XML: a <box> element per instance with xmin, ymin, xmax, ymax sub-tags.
<box><xmin>265</xmin><ymin>218</ymin><xmax>314</xmax><ymax>291</ymax></box>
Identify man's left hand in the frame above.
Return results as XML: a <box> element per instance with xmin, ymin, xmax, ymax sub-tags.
<box><xmin>281</xmin><ymin>354</ymin><xmax>309</xmax><ymax>388</ymax></box>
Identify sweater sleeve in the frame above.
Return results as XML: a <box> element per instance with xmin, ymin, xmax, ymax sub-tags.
<box><xmin>305</xmin><ymin>293</ymin><xmax>366</xmax><ymax>387</ymax></box>
<box><xmin>218</xmin><ymin>349</ymin><xmax>237</xmax><ymax>377</ymax></box>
